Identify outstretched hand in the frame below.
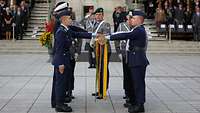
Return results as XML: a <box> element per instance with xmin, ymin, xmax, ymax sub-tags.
<box><xmin>96</xmin><ymin>34</ymin><xmax>106</xmax><ymax>45</ymax></box>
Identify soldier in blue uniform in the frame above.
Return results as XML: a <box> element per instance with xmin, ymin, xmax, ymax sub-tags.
<box><xmin>52</xmin><ymin>8</ymin><xmax>93</xmax><ymax>112</ymax></box>
<box><xmin>51</xmin><ymin>1</ymin><xmax>69</xmax><ymax>108</ymax></box>
<box><xmin>102</xmin><ymin>10</ymin><xmax>149</xmax><ymax>113</ymax></box>
<box><xmin>66</xmin><ymin>17</ymin><xmax>83</xmax><ymax>100</ymax></box>
<box><xmin>116</xmin><ymin>18</ymin><xmax>133</xmax><ymax>108</ymax></box>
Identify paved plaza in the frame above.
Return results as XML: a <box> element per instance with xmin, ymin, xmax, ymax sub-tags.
<box><xmin>0</xmin><ymin>53</ymin><xmax>200</xmax><ymax>113</ymax></box>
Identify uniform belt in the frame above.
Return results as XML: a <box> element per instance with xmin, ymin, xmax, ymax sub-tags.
<box><xmin>129</xmin><ymin>47</ymin><xmax>146</xmax><ymax>52</ymax></box>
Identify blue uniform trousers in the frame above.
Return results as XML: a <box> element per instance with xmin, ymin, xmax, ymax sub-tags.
<box><xmin>129</xmin><ymin>66</ymin><xmax>147</xmax><ymax>105</ymax></box>
<box><xmin>122</xmin><ymin>56</ymin><xmax>132</xmax><ymax>98</ymax></box>
<box><xmin>51</xmin><ymin>68</ymin><xmax>56</xmax><ymax>107</ymax></box>
<box><xmin>55</xmin><ymin>66</ymin><xmax>72</xmax><ymax>105</ymax></box>
<box><xmin>68</xmin><ymin>58</ymin><xmax>75</xmax><ymax>91</ymax></box>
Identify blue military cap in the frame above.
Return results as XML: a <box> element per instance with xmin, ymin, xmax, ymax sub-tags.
<box><xmin>128</xmin><ymin>10</ymin><xmax>145</xmax><ymax>18</ymax></box>
<box><xmin>58</xmin><ymin>9</ymin><xmax>71</xmax><ymax>18</ymax></box>
<box><xmin>93</xmin><ymin>7</ymin><xmax>104</xmax><ymax>14</ymax></box>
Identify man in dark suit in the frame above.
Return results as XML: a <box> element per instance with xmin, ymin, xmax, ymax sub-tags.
<box><xmin>192</xmin><ymin>6</ymin><xmax>200</xmax><ymax>41</ymax></box>
<box><xmin>100</xmin><ymin>10</ymin><xmax>149</xmax><ymax>113</ymax></box>
<box><xmin>14</xmin><ymin>6</ymin><xmax>24</xmax><ymax>40</ymax></box>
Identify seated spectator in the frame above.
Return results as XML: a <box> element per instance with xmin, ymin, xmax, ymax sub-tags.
<box><xmin>4</xmin><ymin>7</ymin><xmax>13</xmax><ymax>40</ymax></box>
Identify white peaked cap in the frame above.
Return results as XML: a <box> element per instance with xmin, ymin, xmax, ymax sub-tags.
<box><xmin>54</xmin><ymin>2</ymin><xmax>68</xmax><ymax>12</ymax></box>
<box><xmin>55</xmin><ymin>0</ymin><xmax>69</xmax><ymax>6</ymax></box>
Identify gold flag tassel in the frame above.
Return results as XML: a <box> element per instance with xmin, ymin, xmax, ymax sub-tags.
<box><xmin>95</xmin><ymin>41</ymin><xmax>100</xmax><ymax>100</ymax></box>
<box><xmin>95</xmin><ymin>35</ymin><xmax>108</xmax><ymax>100</ymax></box>
<box><xmin>98</xmin><ymin>44</ymin><xmax>102</xmax><ymax>97</ymax></box>
<box><xmin>103</xmin><ymin>41</ymin><xmax>108</xmax><ymax>99</ymax></box>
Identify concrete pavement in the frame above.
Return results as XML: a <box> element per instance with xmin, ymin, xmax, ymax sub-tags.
<box><xmin>0</xmin><ymin>54</ymin><xmax>200</xmax><ymax>113</ymax></box>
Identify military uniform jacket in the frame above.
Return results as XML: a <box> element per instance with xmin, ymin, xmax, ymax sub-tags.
<box><xmin>116</xmin><ymin>22</ymin><xmax>130</xmax><ymax>56</ymax></box>
<box><xmin>53</xmin><ymin>25</ymin><xmax>92</xmax><ymax>67</ymax></box>
<box><xmin>53</xmin><ymin>25</ymin><xmax>72</xmax><ymax>68</ymax></box>
<box><xmin>93</xmin><ymin>21</ymin><xmax>112</xmax><ymax>53</ymax></box>
<box><xmin>70</xmin><ymin>21</ymin><xmax>83</xmax><ymax>58</ymax></box>
<box><xmin>85</xmin><ymin>18</ymin><xmax>95</xmax><ymax>43</ymax></box>
<box><xmin>110</xmin><ymin>25</ymin><xmax>149</xmax><ymax>67</ymax></box>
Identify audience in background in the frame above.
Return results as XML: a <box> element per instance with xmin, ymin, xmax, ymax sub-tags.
<box><xmin>0</xmin><ymin>0</ymin><xmax>32</xmax><ymax>40</ymax></box>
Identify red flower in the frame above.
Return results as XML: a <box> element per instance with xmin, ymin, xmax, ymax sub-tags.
<box><xmin>45</xmin><ymin>19</ymin><xmax>55</xmax><ymax>32</ymax></box>
<box><xmin>45</xmin><ymin>22</ymin><xmax>53</xmax><ymax>32</ymax></box>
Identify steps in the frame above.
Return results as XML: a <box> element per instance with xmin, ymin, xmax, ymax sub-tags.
<box><xmin>1</xmin><ymin>40</ymin><xmax>200</xmax><ymax>54</ymax></box>
<box><xmin>144</xmin><ymin>19</ymin><xmax>167</xmax><ymax>41</ymax></box>
<box><xmin>23</xmin><ymin>0</ymin><xmax>49</xmax><ymax>40</ymax></box>
<box><xmin>0</xmin><ymin>40</ymin><xmax>47</xmax><ymax>54</ymax></box>
<box><xmin>0</xmin><ymin>40</ymin><xmax>200</xmax><ymax>62</ymax></box>
<box><xmin>148</xmin><ymin>41</ymin><xmax>200</xmax><ymax>54</ymax></box>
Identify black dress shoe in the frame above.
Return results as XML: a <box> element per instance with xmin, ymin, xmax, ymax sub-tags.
<box><xmin>67</xmin><ymin>91</ymin><xmax>75</xmax><ymax>99</ymax></box>
<box><xmin>70</xmin><ymin>95</ymin><xmax>75</xmax><ymax>99</ymax></box>
<box><xmin>64</xmin><ymin>97</ymin><xmax>72</xmax><ymax>103</ymax></box>
<box><xmin>96</xmin><ymin>96</ymin><xmax>103</xmax><ymax>99</ymax></box>
<box><xmin>52</xmin><ymin>103</ymin><xmax>69</xmax><ymax>108</ymax></box>
<box><xmin>88</xmin><ymin>66</ymin><xmax>93</xmax><ymax>68</ymax></box>
<box><xmin>51</xmin><ymin>104</ymin><xmax>56</xmax><ymax>108</ymax></box>
<box><xmin>55</xmin><ymin>104</ymin><xmax>72</xmax><ymax>112</ymax></box>
<box><xmin>92</xmin><ymin>92</ymin><xmax>98</xmax><ymax>96</ymax></box>
<box><xmin>123</xmin><ymin>95</ymin><xmax>127</xmax><ymax>99</ymax></box>
<box><xmin>128</xmin><ymin>104</ymin><xmax>144</xmax><ymax>113</ymax></box>
<box><xmin>124</xmin><ymin>102</ymin><xmax>131</xmax><ymax>108</ymax></box>
<box><xmin>51</xmin><ymin>102</ymin><xmax>56</xmax><ymax>108</ymax></box>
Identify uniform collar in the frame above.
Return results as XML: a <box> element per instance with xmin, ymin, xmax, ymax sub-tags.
<box><xmin>96</xmin><ymin>20</ymin><xmax>103</xmax><ymax>24</ymax></box>
<box><xmin>61</xmin><ymin>23</ymin><xmax>69</xmax><ymax>30</ymax></box>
